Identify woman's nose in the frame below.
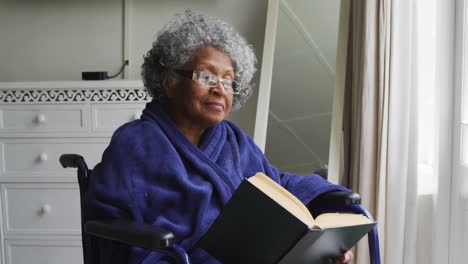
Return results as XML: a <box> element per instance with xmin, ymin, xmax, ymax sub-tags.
<box><xmin>210</xmin><ymin>81</ymin><xmax>227</xmax><ymax>95</ymax></box>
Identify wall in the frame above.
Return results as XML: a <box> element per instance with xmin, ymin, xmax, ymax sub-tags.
<box><xmin>0</xmin><ymin>0</ymin><xmax>268</xmax><ymax>135</ymax></box>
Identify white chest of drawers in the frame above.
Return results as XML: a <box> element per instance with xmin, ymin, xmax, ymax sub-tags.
<box><xmin>0</xmin><ymin>81</ymin><xmax>148</xmax><ymax>264</ymax></box>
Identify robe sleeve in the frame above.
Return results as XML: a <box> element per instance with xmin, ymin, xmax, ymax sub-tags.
<box><xmin>84</xmin><ymin>126</ymin><xmax>177</xmax><ymax>264</ymax></box>
<box><xmin>243</xmin><ymin>133</ymin><xmax>349</xmax><ymax>207</ymax></box>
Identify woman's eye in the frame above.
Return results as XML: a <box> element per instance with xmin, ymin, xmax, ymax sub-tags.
<box><xmin>202</xmin><ymin>75</ymin><xmax>211</xmax><ymax>82</ymax></box>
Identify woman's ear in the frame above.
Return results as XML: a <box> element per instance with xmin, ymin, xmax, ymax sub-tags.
<box><xmin>160</xmin><ymin>70</ymin><xmax>174</xmax><ymax>98</ymax></box>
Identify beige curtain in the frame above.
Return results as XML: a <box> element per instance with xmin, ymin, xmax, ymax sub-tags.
<box><xmin>334</xmin><ymin>0</ymin><xmax>451</xmax><ymax>264</ymax></box>
<box><xmin>340</xmin><ymin>0</ymin><xmax>391</xmax><ymax>263</ymax></box>
<box><xmin>340</xmin><ymin>0</ymin><xmax>453</xmax><ymax>263</ymax></box>
<box><xmin>343</xmin><ymin>1</ymin><xmax>421</xmax><ymax>263</ymax></box>
<box><xmin>341</xmin><ymin>0</ymin><xmax>390</xmax><ymax>261</ymax></box>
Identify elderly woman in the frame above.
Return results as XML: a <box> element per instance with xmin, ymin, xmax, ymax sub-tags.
<box><xmin>86</xmin><ymin>11</ymin><xmax>353</xmax><ymax>264</ymax></box>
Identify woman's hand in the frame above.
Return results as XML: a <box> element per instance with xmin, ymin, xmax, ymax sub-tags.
<box><xmin>336</xmin><ymin>251</ymin><xmax>353</xmax><ymax>263</ymax></box>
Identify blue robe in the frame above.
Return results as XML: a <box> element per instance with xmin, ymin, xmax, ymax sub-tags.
<box><xmin>85</xmin><ymin>100</ymin><xmax>348</xmax><ymax>263</ymax></box>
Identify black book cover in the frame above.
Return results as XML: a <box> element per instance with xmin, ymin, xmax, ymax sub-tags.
<box><xmin>278</xmin><ymin>224</ymin><xmax>375</xmax><ymax>263</ymax></box>
<box><xmin>197</xmin><ymin>178</ymin><xmax>375</xmax><ymax>264</ymax></box>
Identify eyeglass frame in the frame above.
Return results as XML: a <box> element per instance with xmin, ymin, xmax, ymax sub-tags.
<box><xmin>171</xmin><ymin>69</ymin><xmax>240</xmax><ymax>95</ymax></box>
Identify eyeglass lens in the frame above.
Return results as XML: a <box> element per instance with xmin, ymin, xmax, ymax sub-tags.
<box><xmin>196</xmin><ymin>71</ymin><xmax>238</xmax><ymax>94</ymax></box>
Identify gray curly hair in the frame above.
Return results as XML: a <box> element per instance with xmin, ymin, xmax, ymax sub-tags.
<box><xmin>141</xmin><ymin>10</ymin><xmax>257</xmax><ymax>110</ymax></box>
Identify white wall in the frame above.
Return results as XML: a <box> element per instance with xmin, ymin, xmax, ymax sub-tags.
<box><xmin>0</xmin><ymin>0</ymin><xmax>124</xmax><ymax>81</ymax></box>
<box><xmin>0</xmin><ymin>0</ymin><xmax>268</xmax><ymax>135</ymax></box>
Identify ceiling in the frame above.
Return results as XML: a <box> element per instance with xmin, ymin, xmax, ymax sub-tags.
<box><xmin>264</xmin><ymin>0</ymin><xmax>341</xmax><ymax>175</ymax></box>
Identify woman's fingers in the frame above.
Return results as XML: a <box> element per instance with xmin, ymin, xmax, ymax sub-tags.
<box><xmin>336</xmin><ymin>250</ymin><xmax>354</xmax><ymax>263</ymax></box>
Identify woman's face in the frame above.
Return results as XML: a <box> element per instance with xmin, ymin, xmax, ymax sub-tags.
<box><xmin>165</xmin><ymin>45</ymin><xmax>234</xmax><ymax>130</ymax></box>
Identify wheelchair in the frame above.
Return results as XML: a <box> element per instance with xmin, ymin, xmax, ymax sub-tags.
<box><xmin>60</xmin><ymin>154</ymin><xmax>381</xmax><ymax>264</ymax></box>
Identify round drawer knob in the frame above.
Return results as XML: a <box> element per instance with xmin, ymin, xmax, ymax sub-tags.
<box><xmin>38</xmin><ymin>153</ymin><xmax>48</xmax><ymax>162</ymax></box>
<box><xmin>41</xmin><ymin>204</ymin><xmax>52</xmax><ymax>214</ymax></box>
<box><xmin>36</xmin><ymin>114</ymin><xmax>47</xmax><ymax>124</ymax></box>
<box><xmin>132</xmin><ymin>113</ymin><xmax>140</xmax><ymax>120</ymax></box>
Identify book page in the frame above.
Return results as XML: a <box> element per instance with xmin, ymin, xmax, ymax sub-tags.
<box><xmin>248</xmin><ymin>173</ymin><xmax>315</xmax><ymax>227</ymax></box>
<box><xmin>314</xmin><ymin>213</ymin><xmax>372</xmax><ymax>229</ymax></box>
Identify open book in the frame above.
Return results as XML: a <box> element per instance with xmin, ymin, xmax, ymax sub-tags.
<box><xmin>198</xmin><ymin>173</ymin><xmax>376</xmax><ymax>264</ymax></box>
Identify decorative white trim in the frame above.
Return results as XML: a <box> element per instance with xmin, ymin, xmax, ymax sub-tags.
<box><xmin>0</xmin><ymin>87</ymin><xmax>149</xmax><ymax>103</ymax></box>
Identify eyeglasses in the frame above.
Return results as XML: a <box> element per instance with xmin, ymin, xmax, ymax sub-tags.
<box><xmin>172</xmin><ymin>69</ymin><xmax>240</xmax><ymax>95</ymax></box>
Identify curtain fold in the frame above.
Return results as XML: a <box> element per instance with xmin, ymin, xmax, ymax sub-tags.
<box><xmin>341</xmin><ymin>0</ymin><xmax>391</xmax><ymax>262</ymax></box>
<box><xmin>343</xmin><ymin>0</ymin><xmax>419</xmax><ymax>263</ymax></box>
<box><xmin>342</xmin><ymin>0</ymin><xmax>453</xmax><ymax>263</ymax></box>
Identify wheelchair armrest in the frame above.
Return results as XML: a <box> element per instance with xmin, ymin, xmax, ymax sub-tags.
<box><xmin>313</xmin><ymin>191</ymin><xmax>361</xmax><ymax>207</ymax></box>
<box><xmin>85</xmin><ymin>220</ymin><xmax>175</xmax><ymax>251</ymax></box>
<box><xmin>59</xmin><ymin>154</ymin><xmax>85</xmax><ymax>169</ymax></box>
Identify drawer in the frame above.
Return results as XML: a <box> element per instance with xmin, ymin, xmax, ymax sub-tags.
<box><xmin>2</xmin><ymin>183</ymin><xmax>81</xmax><ymax>236</ymax></box>
<box><xmin>5</xmin><ymin>240</ymin><xmax>83</xmax><ymax>264</ymax></box>
<box><xmin>92</xmin><ymin>103</ymin><xmax>145</xmax><ymax>132</ymax></box>
<box><xmin>1</xmin><ymin>139</ymin><xmax>108</xmax><ymax>180</ymax></box>
<box><xmin>0</xmin><ymin>104</ymin><xmax>87</xmax><ymax>133</ymax></box>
